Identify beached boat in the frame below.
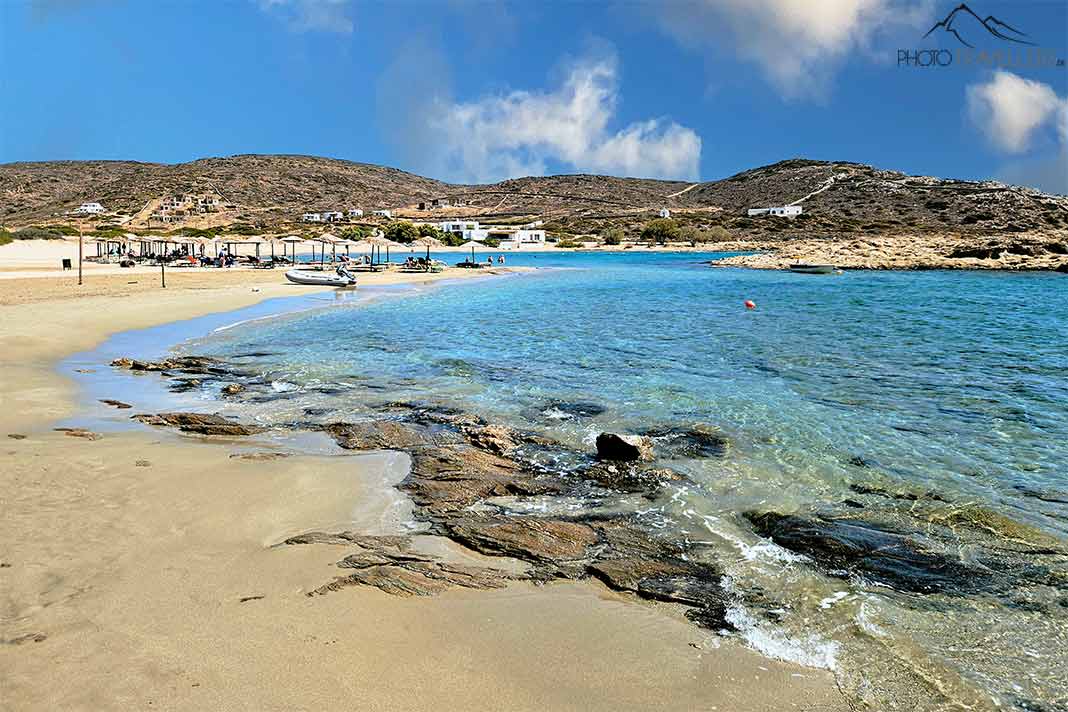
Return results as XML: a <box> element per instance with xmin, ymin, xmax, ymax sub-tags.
<box><xmin>284</xmin><ymin>269</ymin><xmax>356</xmax><ymax>287</ymax></box>
<box><xmin>788</xmin><ymin>263</ymin><xmax>836</xmax><ymax>274</ymax></box>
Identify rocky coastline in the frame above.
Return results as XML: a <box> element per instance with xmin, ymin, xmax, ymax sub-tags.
<box><xmin>710</xmin><ymin>232</ymin><xmax>1068</xmax><ymax>271</ymax></box>
<box><xmin>105</xmin><ymin>353</ymin><xmax>1068</xmax><ymax>709</ymax></box>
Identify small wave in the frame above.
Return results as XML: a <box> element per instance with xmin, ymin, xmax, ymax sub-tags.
<box><xmin>723</xmin><ymin>592</ymin><xmax>839</xmax><ymax>670</ymax></box>
<box><xmin>271</xmin><ymin>380</ymin><xmax>300</xmax><ymax>392</ymax></box>
<box><xmin>212</xmin><ymin>312</ymin><xmax>286</xmax><ymax>333</ymax></box>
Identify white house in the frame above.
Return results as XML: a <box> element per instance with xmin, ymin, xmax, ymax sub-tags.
<box><xmin>373</xmin><ymin>209</ymin><xmax>392</xmax><ymax>218</ymax></box>
<box><xmin>323</xmin><ymin>211</ymin><xmax>344</xmax><ymax>222</ymax></box>
<box><xmin>302</xmin><ymin>212</ymin><xmax>323</xmax><ymax>223</ymax></box>
<box><xmin>347</xmin><ymin>208</ymin><xmax>364</xmax><ymax>218</ymax></box>
<box><xmin>73</xmin><ymin>202</ymin><xmax>105</xmax><ymax>215</ymax></box>
<box><xmin>747</xmin><ymin>205</ymin><xmax>803</xmax><ymax>218</ymax></box>
<box><xmin>438</xmin><ymin>220</ymin><xmax>487</xmax><ymax>241</ymax></box>
<box><xmin>658</xmin><ymin>208</ymin><xmax>671</xmax><ymax>218</ymax></box>
<box><xmin>492</xmin><ymin>228</ymin><xmax>546</xmax><ymax>249</ymax></box>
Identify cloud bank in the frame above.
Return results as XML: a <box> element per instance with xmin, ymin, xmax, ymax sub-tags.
<box><xmin>656</xmin><ymin>0</ymin><xmax>931</xmax><ymax>98</ymax></box>
<box><xmin>966</xmin><ymin>70</ymin><xmax>1067</xmax><ymax>153</ymax></box>
<box><xmin>418</xmin><ymin>52</ymin><xmax>701</xmax><ymax>183</ymax></box>
<box><xmin>967</xmin><ymin>70</ymin><xmax>1068</xmax><ymax>195</ymax></box>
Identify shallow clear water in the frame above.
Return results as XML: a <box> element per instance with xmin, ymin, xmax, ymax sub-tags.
<box><xmin>172</xmin><ymin>252</ymin><xmax>1067</xmax><ymax>708</ymax></box>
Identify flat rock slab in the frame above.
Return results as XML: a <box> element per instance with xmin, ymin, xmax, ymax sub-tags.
<box><xmin>54</xmin><ymin>428</ymin><xmax>101</xmax><ymax>440</ymax></box>
<box><xmin>99</xmin><ymin>399</ymin><xmax>133</xmax><ymax>409</ymax></box>
<box><xmin>443</xmin><ymin>517</ymin><xmax>599</xmax><ymax>563</ymax></box>
<box><xmin>132</xmin><ymin>412</ymin><xmax>263</xmax><ymax>437</ymax></box>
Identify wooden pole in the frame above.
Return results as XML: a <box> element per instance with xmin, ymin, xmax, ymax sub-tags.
<box><xmin>160</xmin><ymin>259</ymin><xmax>166</xmax><ymax>288</ymax></box>
<box><xmin>78</xmin><ymin>227</ymin><xmax>83</xmax><ymax>286</ymax></box>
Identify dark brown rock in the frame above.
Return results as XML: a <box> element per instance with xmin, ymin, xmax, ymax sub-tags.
<box><xmin>99</xmin><ymin>399</ymin><xmax>132</xmax><ymax>409</ymax></box>
<box><xmin>7</xmin><ymin>434</ymin><xmax>27</xmax><ymax>440</ymax></box>
<box><xmin>325</xmin><ymin>420</ymin><xmax>435</xmax><ymax>451</ymax></box>
<box><xmin>221</xmin><ymin>384</ymin><xmax>245</xmax><ymax>396</ymax></box>
<box><xmin>132</xmin><ymin>412</ymin><xmax>262</xmax><ymax>436</ymax></box>
<box><xmin>443</xmin><ymin>517</ymin><xmax>598</xmax><ymax>563</ymax></box>
<box><xmin>595</xmin><ymin>432</ymin><xmax>654</xmax><ymax>462</ymax></box>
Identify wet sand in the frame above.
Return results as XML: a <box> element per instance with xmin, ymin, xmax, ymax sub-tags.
<box><xmin>0</xmin><ymin>267</ymin><xmax>848</xmax><ymax>710</ymax></box>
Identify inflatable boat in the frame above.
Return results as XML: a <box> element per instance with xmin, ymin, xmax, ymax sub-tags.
<box><xmin>285</xmin><ymin>269</ymin><xmax>357</xmax><ymax>287</ymax></box>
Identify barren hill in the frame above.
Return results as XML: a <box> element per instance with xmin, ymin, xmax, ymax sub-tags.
<box><xmin>2</xmin><ymin>154</ymin><xmax>1065</xmax><ymax>236</ymax></box>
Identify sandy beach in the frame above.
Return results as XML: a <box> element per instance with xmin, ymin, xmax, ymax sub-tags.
<box><xmin>0</xmin><ymin>247</ymin><xmax>847</xmax><ymax>711</ymax></box>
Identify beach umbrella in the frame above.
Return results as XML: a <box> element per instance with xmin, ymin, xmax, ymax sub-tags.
<box><xmin>412</xmin><ymin>235</ymin><xmax>442</xmax><ymax>265</ymax></box>
<box><xmin>279</xmin><ymin>235</ymin><xmax>303</xmax><ymax>263</ymax></box>
<box><xmin>461</xmin><ymin>240</ymin><xmax>485</xmax><ymax>262</ymax></box>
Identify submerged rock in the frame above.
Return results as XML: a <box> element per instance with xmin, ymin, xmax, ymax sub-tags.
<box><xmin>221</xmin><ymin>384</ymin><xmax>245</xmax><ymax>396</ymax></box>
<box><xmin>535</xmin><ymin>401</ymin><xmax>607</xmax><ymax>420</ymax></box>
<box><xmin>99</xmin><ymin>399</ymin><xmax>132</xmax><ymax>409</ymax></box>
<box><xmin>640</xmin><ymin>425</ymin><xmax>729</xmax><ymax>458</ymax></box>
<box><xmin>595</xmin><ymin>432</ymin><xmax>654</xmax><ymax>462</ymax></box>
<box><xmin>132</xmin><ymin>412</ymin><xmax>262</xmax><ymax>437</ymax></box>
<box><xmin>582</xmin><ymin>462</ymin><xmax>686</xmax><ymax>494</ymax></box>
<box><xmin>745</xmin><ymin>511</ymin><xmax>1067</xmax><ymax>596</ymax></box>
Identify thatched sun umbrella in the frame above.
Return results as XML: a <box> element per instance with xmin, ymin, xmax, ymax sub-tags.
<box><xmin>412</xmin><ymin>235</ymin><xmax>443</xmax><ymax>266</ymax></box>
<box><xmin>279</xmin><ymin>235</ymin><xmax>304</xmax><ymax>264</ymax></box>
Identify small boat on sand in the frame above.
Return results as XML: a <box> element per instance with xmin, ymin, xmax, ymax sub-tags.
<box><xmin>285</xmin><ymin>268</ymin><xmax>356</xmax><ymax>287</ymax></box>
<box><xmin>788</xmin><ymin>263</ymin><xmax>836</xmax><ymax>274</ymax></box>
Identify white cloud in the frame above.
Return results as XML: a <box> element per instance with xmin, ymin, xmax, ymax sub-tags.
<box><xmin>656</xmin><ymin>0</ymin><xmax>932</xmax><ymax>98</ymax></box>
<box><xmin>423</xmin><ymin>52</ymin><xmax>701</xmax><ymax>182</ymax></box>
<box><xmin>967</xmin><ymin>70</ymin><xmax>1067</xmax><ymax>153</ymax></box>
<box><xmin>257</xmin><ymin>0</ymin><xmax>353</xmax><ymax>34</ymax></box>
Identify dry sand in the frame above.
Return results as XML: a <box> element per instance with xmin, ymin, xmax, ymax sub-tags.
<box><xmin>0</xmin><ymin>259</ymin><xmax>848</xmax><ymax>710</ymax></box>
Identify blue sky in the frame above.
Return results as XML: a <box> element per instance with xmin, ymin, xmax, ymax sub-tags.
<box><xmin>1</xmin><ymin>1</ymin><xmax>1065</xmax><ymax>192</ymax></box>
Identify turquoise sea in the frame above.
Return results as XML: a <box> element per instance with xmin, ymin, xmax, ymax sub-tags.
<box><xmin>100</xmin><ymin>252</ymin><xmax>1068</xmax><ymax>709</ymax></box>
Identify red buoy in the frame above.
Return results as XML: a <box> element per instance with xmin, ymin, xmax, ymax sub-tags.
<box><xmin>744</xmin><ymin>300</ymin><xmax>756</xmax><ymax>309</ymax></box>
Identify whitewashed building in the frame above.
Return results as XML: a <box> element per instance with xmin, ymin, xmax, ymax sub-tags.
<box><xmin>347</xmin><ymin>208</ymin><xmax>364</xmax><ymax>218</ymax></box>
<box><xmin>373</xmin><ymin>209</ymin><xmax>392</xmax><ymax>218</ymax></box>
<box><xmin>74</xmin><ymin>202</ymin><xmax>105</xmax><ymax>215</ymax></box>
<box><xmin>323</xmin><ymin>211</ymin><xmax>344</xmax><ymax>222</ymax></box>
<box><xmin>492</xmin><ymin>227</ymin><xmax>547</xmax><ymax>249</ymax></box>
<box><xmin>302</xmin><ymin>212</ymin><xmax>323</xmax><ymax>223</ymax></box>
<box><xmin>747</xmin><ymin>205</ymin><xmax>803</xmax><ymax>218</ymax></box>
<box><xmin>659</xmin><ymin>208</ymin><xmax>671</xmax><ymax>218</ymax></box>
<box><xmin>438</xmin><ymin>220</ymin><xmax>485</xmax><ymax>241</ymax></box>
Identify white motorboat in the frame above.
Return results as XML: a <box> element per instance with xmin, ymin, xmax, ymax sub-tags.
<box><xmin>788</xmin><ymin>263</ymin><xmax>836</xmax><ymax>274</ymax></box>
<box><xmin>285</xmin><ymin>268</ymin><xmax>356</xmax><ymax>287</ymax></box>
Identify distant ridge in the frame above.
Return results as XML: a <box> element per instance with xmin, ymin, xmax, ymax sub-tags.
<box><xmin>1</xmin><ymin>154</ymin><xmax>1065</xmax><ymax>238</ymax></box>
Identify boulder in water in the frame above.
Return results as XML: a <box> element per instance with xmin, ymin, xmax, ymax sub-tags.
<box><xmin>595</xmin><ymin>432</ymin><xmax>654</xmax><ymax>462</ymax></box>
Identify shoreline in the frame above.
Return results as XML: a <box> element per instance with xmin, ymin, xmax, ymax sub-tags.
<box><xmin>0</xmin><ymin>267</ymin><xmax>847</xmax><ymax>710</ymax></box>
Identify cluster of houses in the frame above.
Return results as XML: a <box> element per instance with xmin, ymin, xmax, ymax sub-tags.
<box><xmin>151</xmin><ymin>193</ymin><xmax>228</xmax><ymax>224</ymax></box>
<box><xmin>302</xmin><ymin>208</ymin><xmax>395</xmax><ymax>223</ymax></box>
<box><xmin>436</xmin><ymin>220</ymin><xmax>546</xmax><ymax>249</ymax></box>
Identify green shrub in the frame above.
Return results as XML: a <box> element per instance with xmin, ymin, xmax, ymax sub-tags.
<box><xmin>384</xmin><ymin>221</ymin><xmax>419</xmax><ymax>244</ymax></box>
<box><xmin>555</xmin><ymin>238</ymin><xmax>582</xmax><ymax>248</ymax></box>
<box><xmin>482</xmin><ymin>236</ymin><xmax>501</xmax><ymax>247</ymax></box>
<box><xmin>0</xmin><ymin>230</ymin><xmax>12</xmax><ymax>246</ymax></box>
<box><xmin>640</xmin><ymin>218</ymin><xmax>679</xmax><ymax>245</ymax></box>
<box><xmin>12</xmin><ymin>226</ymin><xmax>65</xmax><ymax>240</ymax></box>
<box><xmin>601</xmin><ymin>227</ymin><xmax>625</xmax><ymax>245</ymax></box>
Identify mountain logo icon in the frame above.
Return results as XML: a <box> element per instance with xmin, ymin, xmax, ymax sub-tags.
<box><xmin>923</xmin><ymin>3</ymin><xmax>1034</xmax><ymax>48</ymax></box>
